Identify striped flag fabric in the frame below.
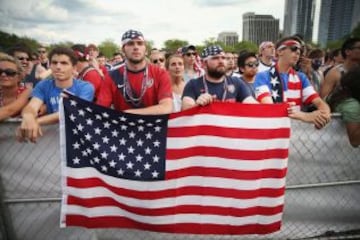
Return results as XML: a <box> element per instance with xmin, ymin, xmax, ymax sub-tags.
<box><xmin>59</xmin><ymin>94</ymin><xmax>290</xmax><ymax>235</ymax></box>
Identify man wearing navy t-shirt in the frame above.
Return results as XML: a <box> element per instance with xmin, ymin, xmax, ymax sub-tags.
<box><xmin>181</xmin><ymin>45</ymin><xmax>258</xmax><ymax>110</ymax></box>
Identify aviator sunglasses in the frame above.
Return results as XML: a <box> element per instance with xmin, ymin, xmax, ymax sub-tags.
<box><xmin>0</xmin><ymin>68</ymin><xmax>18</xmax><ymax>77</ymax></box>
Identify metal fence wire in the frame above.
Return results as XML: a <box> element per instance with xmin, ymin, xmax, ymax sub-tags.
<box><xmin>0</xmin><ymin>116</ymin><xmax>359</xmax><ymax>240</ymax></box>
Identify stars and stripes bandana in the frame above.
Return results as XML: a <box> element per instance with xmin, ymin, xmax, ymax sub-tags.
<box><xmin>201</xmin><ymin>45</ymin><xmax>224</xmax><ymax>60</ymax></box>
<box><xmin>121</xmin><ymin>29</ymin><xmax>145</xmax><ymax>45</ymax></box>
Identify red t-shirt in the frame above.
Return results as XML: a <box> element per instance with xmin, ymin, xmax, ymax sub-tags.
<box><xmin>81</xmin><ymin>68</ymin><xmax>103</xmax><ymax>99</ymax></box>
<box><xmin>97</xmin><ymin>64</ymin><xmax>172</xmax><ymax>111</ymax></box>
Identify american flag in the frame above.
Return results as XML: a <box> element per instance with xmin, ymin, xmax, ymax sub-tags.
<box><xmin>60</xmin><ymin>94</ymin><xmax>290</xmax><ymax>235</ymax></box>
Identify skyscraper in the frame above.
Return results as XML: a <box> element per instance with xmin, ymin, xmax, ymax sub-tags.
<box><xmin>317</xmin><ymin>0</ymin><xmax>360</xmax><ymax>47</ymax></box>
<box><xmin>283</xmin><ymin>0</ymin><xmax>315</xmax><ymax>42</ymax></box>
<box><xmin>217</xmin><ymin>32</ymin><xmax>239</xmax><ymax>47</ymax></box>
<box><xmin>242</xmin><ymin>12</ymin><xmax>279</xmax><ymax>46</ymax></box>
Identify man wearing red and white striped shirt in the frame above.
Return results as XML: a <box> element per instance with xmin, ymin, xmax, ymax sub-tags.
<box><xmin>254</xmin><ymin>36</ymin><xmax>331</xmax><ymax>129</ymax></box>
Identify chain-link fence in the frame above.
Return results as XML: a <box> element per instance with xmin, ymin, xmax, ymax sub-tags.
<box><xmin>0</xmin><ymin>116</ymin><xmax>359</xmax><ymax>240</ymax></box>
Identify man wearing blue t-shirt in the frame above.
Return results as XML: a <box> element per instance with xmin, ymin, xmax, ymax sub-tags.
<box><xmin>182</xmin><ymin>45</ymin><xmax>257</xmax><ymax>110</ymax></box>
<box><xmin>17</xmin><ymin>47</ymin><xmax>94</xmax><ymax>143</ymax></box>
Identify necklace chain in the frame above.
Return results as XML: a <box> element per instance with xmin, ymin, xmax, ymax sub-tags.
<box><xmin>123</xmin><ymin>66</ymin><xmax>148</xmax><ymax>107</ymax></box>
<box><xmin>202</xmin><ymin>75</ymin><xmax>228</xmax><ymax>101</ymax></box>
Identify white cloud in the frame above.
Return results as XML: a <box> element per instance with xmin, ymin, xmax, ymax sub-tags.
<box><xmin>0</xmin><ymin>0</ymin><xmax>285</xmax><ymax>48</ymax></box>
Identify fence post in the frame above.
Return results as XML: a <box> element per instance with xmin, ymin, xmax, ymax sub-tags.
<box><xmin>0</xmin><ymin>177</ymin><xmax>17</xmax><ymax>240</ymax></box>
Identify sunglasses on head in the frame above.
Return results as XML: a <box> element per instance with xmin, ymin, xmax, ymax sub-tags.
<box><xmin>185</xmin><ymin>52</ymin><xmax>197</xmax><ymax>57</ymax></box>
<box><xmin>152</xmin><ymin>58</ymin><xmax>165</xmax><ymax>64</ymax></box>
<box><xmin>17</xmin><ymin>57</ymin><xmax>30</xmax><ymax>61</ymax></box>
<box><xmin>0</xmin><ymin>68</ymin><xmax>18</xmax><ymax>77</ymax></box>
<box><xmin>245</xmin><ymin>62</ymin><xmax>259</xmax><ymax>68</ymax></box>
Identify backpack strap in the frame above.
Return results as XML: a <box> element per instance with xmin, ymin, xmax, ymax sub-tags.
<box><xmin>78</xmin><ymin>65</ymin><xmax>96</xmax><ymax>80</ymax></box>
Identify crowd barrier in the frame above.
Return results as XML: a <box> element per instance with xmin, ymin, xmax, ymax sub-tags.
<box><xmin>0</xmin><ymin>116</ymin><xmax>359</xmax><ymax>240</ymax></box>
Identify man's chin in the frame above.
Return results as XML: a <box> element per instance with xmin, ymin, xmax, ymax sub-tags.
<box><xmin>128</xmin><ymin>57</ymin><xmax>145</xmax><ymax>65</ymax></box>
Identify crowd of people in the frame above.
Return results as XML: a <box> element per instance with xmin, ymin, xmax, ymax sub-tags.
<box><xmin>0</xmin><ymin>29</ymin><xmax>359</xmax><ymax>147</ymax></box>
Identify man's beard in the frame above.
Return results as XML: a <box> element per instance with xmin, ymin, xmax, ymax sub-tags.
<box><xmin>127</xmin><ymin>56</ymin><xmax>145</xmax><ymax>65</ymax></box>
<box><xmin>207</xmin><ymin>66</ymin><xmax>225</xmax><ymax>79</ymax></box>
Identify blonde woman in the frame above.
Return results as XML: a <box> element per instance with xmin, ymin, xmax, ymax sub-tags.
<box><xmin>166</xmin><ymin>54</ymin><xmax>185</xmax><ymax>112</ymax></box>
<box><xmin>0</xmin><ymin>53</ymin><xmax>31</xmax><ymax>121</ymax></box>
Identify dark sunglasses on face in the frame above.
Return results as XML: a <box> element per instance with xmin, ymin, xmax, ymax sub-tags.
<box><xmin>0</xmin><ymin>68</ymin><xmax>18</xmax><ymax>77</ymax></box>
<box><xmin>245</xmin><ymin>62</ymin><xmax>259</xmax><ymax>68</ymax></box>
<box><xmin>17</xmin><ymin>57</ymin><xmax>30</xmax><ymax>61</ymax></box>
<box><xmin>185</xmin><ymin>52</ymin><xmax>197</xmax><ymax>57</ymax></box>
<box><xmin>288</xmin><ymin>45</ymin><xmax>301</xmax><ymax>52</ymax></box>
<box><xmin>152</xmin><ymin>58</ymin><xmax>165</xmax><ymax>64</ymax></box>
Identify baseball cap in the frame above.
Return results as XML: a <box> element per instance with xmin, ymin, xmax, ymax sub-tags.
<box><xmin>181</xmin><ymin>45</ymin><xmax>196</xmax><ymax>55</ymax></box>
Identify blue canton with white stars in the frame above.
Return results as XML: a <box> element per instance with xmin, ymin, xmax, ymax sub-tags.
<box><xmin>63</xmin><ymin>94</ymin><xmax>168</xmax><ymax>181</ymax></box>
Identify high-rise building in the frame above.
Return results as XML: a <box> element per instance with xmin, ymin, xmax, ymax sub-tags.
<box><xmin>317</xmin><ymin>0</ymin><xmax>360</xmax><ymax>47</ymax></box>
<box><xmin>217</xmin><ymin>32</ymin><xmax>239</xmax><ymax>46</ymax></box>
<box><xmin>283</xmin><ymin>0</ymin><xmax>315</xmax><ymax>42</ymax></box>
<box><xmin>242</xmin><ymin>12</ymin><xmax>279</xmax><ymax>46</ymax></box>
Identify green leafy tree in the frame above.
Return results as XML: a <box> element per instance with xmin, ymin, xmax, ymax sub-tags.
<box><xmin>234</xmin><ymin>41</ymin><xmax>258</xmax><ymax>53</ymax></box>
<box><xmin>163</xmin><ymin>39</ymin><xmax>188</xmax><ymax>54</ymax></box>
<box><xmin>98</xmin><ymin>39</ymin><xmax>119</xmax><ymax>58</ymax></box>
<box><xmin>50</xmin><ymin>41</ymin><xmax>75</xmax><ymax>49</ymax></box>
<box><xmin>326</xmin><ymin>40</ymin><xmax>343</xmax><ymax>50</ymax></box>
<box><xmin>203</xmin><ymin>37</ymin><xmax>220</xmax><ymax>47</ymax></box>
<box><xmin>0</xmin><ymin>31</ymin><xmax>39</xmax><ymax>52</ymax></box>
<box><xmin>146</xmin><ymin>40</ymin><xmax>155</xmax><ymax>55</ymax></box>
<box><xmin>350</xmin><ymin>22</ymin><xmax>360</xmax><ymax>38</ymax></box>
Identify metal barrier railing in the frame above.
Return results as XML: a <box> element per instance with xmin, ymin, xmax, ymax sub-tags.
<box><xmin>0</xmin><ymin>115</ymin><xmax>359</xmax><ymax>240</ymax></box>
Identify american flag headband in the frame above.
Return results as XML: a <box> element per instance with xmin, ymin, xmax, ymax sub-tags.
<box><xmin>123</xmin><ymin>64</ymin><xmax>149</xmax><ymax>106</ymax></box>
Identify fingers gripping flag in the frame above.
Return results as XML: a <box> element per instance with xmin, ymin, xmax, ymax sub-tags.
<box><xmin>59</xmin><ymin>94</ymin><xmax>291</xmax><ymax>235</ymax></box>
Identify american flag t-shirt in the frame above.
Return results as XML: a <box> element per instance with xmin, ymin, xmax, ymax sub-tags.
<box><xmin>60</xmin><ymin>94</ymin><xmax>290</xmax><ymax>235</ymax></box>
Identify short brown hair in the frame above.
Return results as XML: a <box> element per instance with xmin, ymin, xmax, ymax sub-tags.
<box><xmin>48</xmin><ymin>47</ymin><xmax>78</xmax><ymax>66</ymax></box>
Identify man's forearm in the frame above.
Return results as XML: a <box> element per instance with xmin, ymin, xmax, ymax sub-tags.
<box><xmin>37</xmin><ymin>112</ymin><xmax>59</xmax><ymax>125</ymax></box>
<box><xmin>125</xmin><ymin>99</ymin><xmax>173</xmax><ymax>115</ymax></box>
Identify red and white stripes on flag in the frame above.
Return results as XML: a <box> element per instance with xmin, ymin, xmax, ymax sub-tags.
<box><xmin>60</xmin><ymin>100</ymin><xmax>290</xmax><ymax>235</ymax></box>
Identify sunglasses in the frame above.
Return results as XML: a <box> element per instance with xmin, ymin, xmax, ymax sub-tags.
<box><xmin>152</xmin><ymin>58</ymin><xmax>165</xmax><ymax>64</ymax></box>
<box><xmin>0</xmin><ymin>68</ymin><xmax>18</xmax><ymax>77</ymax></box>
<box><xmin>17</xmin><ymin>57</ymin><xmax>30</xmax><ymax>61</ymax></box>
<box><xmin>288</xmin><ymin>46</ymin><xmax>302</xmax><ymax>52</ymax></box>
<box><xmin>38</xmin><ymin>50</ymin><xmax>46</xmax><ymax>53</ymax></box>
<box><xmin>185</xmin><ymin>52</ymin><xmax>197</xmax><ymax>57</ymax></box>
<box><xmin>245</xmin><ymin>62</ymin><xmax>259</xmax><ymax>68</ymax></box>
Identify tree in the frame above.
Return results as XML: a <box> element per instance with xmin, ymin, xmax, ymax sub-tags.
<box><xmin>0</xmin><ymin>31</ymin><xmax>39</xmax><ymax>52</ymax></box>
<box><xmin>50</xmin><ymin>41</ymin><xmax>75</xmax><ymax>49</ymax></box>
<box><xmin>163</xmin><ymin>39</ymin><xmax>188</xmax><ymax>54</ymax></box>
<box><xmin>98</xmin><ymin>39</ymin><xmax>119</xmax><ymax>58</ymax></box>
<box><xmin>350</xmin><ymin>22</ymin><xmax>360</xmax><ymax>38</ymax></box>
<box><xmin>326</xmin><ymin>40</ymin><xmax>343</xmax><ymax>50</ymax></box>
<box><xmin>233</xmin><ymin>41</ymin><xmax>258</xmax><ymax>53</ymax></box>
<box><xmin>146</xmin><ymin>40</ymin><xmax>155</xmax><ymax>55</ymax></box>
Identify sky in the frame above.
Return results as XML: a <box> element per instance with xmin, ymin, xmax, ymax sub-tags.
<box><xmin>0</xmin><ymin>0</ymin><xmax>285</xmax><ymax>48</ymax></box>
